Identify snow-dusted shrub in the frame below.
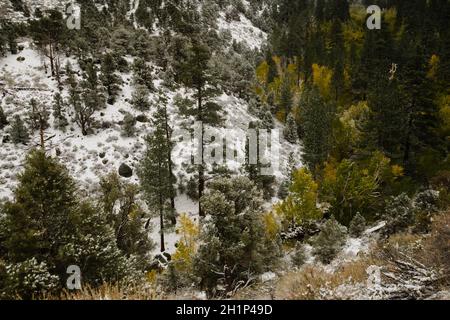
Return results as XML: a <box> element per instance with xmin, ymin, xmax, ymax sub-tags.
<box><xmin>311</xmin><ymin>217</ymin><xmax>347</xmax><ymax>264</ymax></box>
<box><xmin>413</xmin><ymin>190</ymin><xmax>440</xmax><ymax>233</ymax></box>
<box><xmin>105</xmin><ymin>135</ymin><xmax>119</xmax><ymax>143</ymax></box>
<box><xmin>122</xmin><ymin>113</ymin><xmax>136</xmax><ymax>137</ymax></box>
<box><xmin>2</xmin><ymin>258</ymin><xmax>59</xmax><ymax>299</ymax></box>
<box><xmin>349</xmin><ymin>213</ymin><xmax>366</xmax><ymax>237</ymax></box>
<box><xmin>291</xmin><ymin>244</ymin><xmax>306</xmax><ymax>267</ymax></box>
<box><xmin>383</xmin><ymin>193</ymin><xmax>414</xmax><ymax>235</ymax></box>
<box><xmin>414</xmin><ymin>190</ymin><xmax>440</xmax><ymax>212</ymax></box>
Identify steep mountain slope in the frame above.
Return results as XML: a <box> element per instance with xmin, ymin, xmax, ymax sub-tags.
<box><xmin>0</xmin><ymin>0</ymin><xmax>300</xmax><ymax>255</ymax></box>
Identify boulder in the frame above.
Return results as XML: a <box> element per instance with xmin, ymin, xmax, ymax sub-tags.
<box><xmin>118</xmin><ymin>163</ymin><xmax>133</xmax><ymax>178</ymax></box>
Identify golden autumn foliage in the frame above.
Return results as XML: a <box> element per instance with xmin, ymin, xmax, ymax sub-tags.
<box><xmin>312</xmin><ymin>64</ymin><xmax>333</xmax><ymax>99</ymax></box>
<box><xmin>172</xmin><ymin>213</ymin><xmax>199</xmax><ymax>273</ymax></box>
<box><xmin>276</xmin><ymin>168</ymin><xmax>322</xmax><ymax>226</ymax></box>
<box><xmin>427</xmin><ymin>54</ymin><xmax>440</xmax><ymax>80</ymax></box>
<box><xmin>263</xmin><ymin>211</ymin><xmax>280</xmax><ymax>240</ymax></box>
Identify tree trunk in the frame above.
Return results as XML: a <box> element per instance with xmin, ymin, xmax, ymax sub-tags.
<box><xmin>163</xmin><ymin>105</ymin><xmax>176</xmax><ymax>225</ymax></box>
<box><xmin>197</xmin><ymin>86</ymin><xmax>205</xmax><ymax>217</ymax></box>
<box><xmin>159</xmin><ymin>194</ymin><xmax>165</xmax><ymax>252</ymax></box>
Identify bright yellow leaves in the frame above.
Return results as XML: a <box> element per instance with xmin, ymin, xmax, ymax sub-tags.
<box><xmin>275</xmin><ymin>168</ymin><xmax>322</xmax><ymax>226</ymax></box>
<box><xmin>427</xmin><ymin>54</ymin><xmax>440</xmax><ymax>80</ymax></box>
<box><xmin>312</xmin><ymin>64</ymin><xmax>333</xmax><ymax>99</ymax></box>
<box><xmin>172</xmin><ymin>213</ymin><xmax>199</xmax><ymax>273</ymax></box>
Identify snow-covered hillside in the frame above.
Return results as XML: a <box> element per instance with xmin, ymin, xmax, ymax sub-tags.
<box><xmin>0</xmin><ymin>15</ymin><xmax>298</xmax><ymax>254</ymax></box>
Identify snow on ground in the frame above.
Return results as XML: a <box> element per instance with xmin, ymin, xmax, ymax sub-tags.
<box><xmin>0</xmin><ymin>39</ymin><xmax>300</xmax><ymax>255</ymax></box>
<box><xmin>217</xmin><ymin>12</ymin><xmax>267</xmax><ymax>50</ymax></box>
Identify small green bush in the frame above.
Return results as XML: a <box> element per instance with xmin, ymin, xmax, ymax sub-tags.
<box><xmin>311</xmin><ymin>217</ymin><xmax>347</xmax><ymax>264</ymax></box>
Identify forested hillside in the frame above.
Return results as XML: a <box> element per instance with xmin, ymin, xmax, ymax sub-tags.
<box><xmin>0</xmin><ymin>0</ymin><xmax>449</xmax><ymax>300</ymax></box>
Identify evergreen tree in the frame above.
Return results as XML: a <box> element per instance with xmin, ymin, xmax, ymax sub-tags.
<box><xmin>299</xmin><ymin>86</ymin><xmax>335</xmax><ymax>173</ymax></box>
<box><xmin>283</xmin><ymin>113</ymin><xmax>298</xmax><ymax>143</ymax></box>
<box><xmin>52</xmin><ymin>92</ymin><xmax>68</xmax><ymax>130</ymax></box>
<box><xmin>244</xmin><ymin>122</ymin><xmax>275</xmax><ymax>200</ymax></box>
<box><xmin>122</xmin><ymin>113</ymin><xmax>136</xmax><ymax>137</ymax></box>
<box><xmin>132</xmin><ymin>57</ymin><xmax>154</xmax><ymax>91</ymax></box>
<box><xmin>9</xmin><ymin>115</ymin><xmax>29</xmax><ymax>145</ymax></box>
<box><xmin>156</xmin><ymin>91</ymin><xmax>177</xmax><ymax>224</ymax></box>
<box><xmin>99</xmin><ymin>172</ymin><xmax>154</xmax><ymax>264</ymax></box>
<box><xmin>29</xmin><ymin>10</ymin><xmax>66</xmax><ymax>83</ymax></box>
<box><xmin>138</xmin><ymin>107</ymin><xmax>174</xmax><ymax>252</ymax></box>
<box><xmin>194</xmin><ymin>176</ymin><xmax>280</xmax><ymax>297</ymax></box>
<box><xmin>279</xmin><ymin>75</ymin><xmax>293</xmax><ymax>118</ymax></box>
<box><xmin>100</xmin><ymin>53</ymin><xmax>122</xmax><ymax>104</ymax></box>
<box><xmin>74</xmin><ymin>62</ymin><xmax>104</xmax><ymax>135</ymax></box>
<box><xmin>0</xmin><ymin>150</ymin><xmax>136</xmax><ymax>297</ymax></box>
<box><xmin>178</xmin><ymin>39</ymin><xmax>224</xmax><ymax>216</ymax></box>
<box><xmin>27</xmin><ymin>98</ymin><xmax>49</xmax><ymax>132</ymax></box>
<box><xmin>0</xmin><ymin>106</ymin><xmax>8</xmax><ymax>129</ymax></box>
<box><xmin>131</xmin><ymin>85</ymin><xmax>151</xmax><ymax>111</ymax></box>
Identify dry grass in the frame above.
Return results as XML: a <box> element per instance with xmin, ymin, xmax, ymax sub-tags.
<box><xmin>43</xmin><ymin>283</ymin><xmax>161</xmax><ymax>300</ymax></box>
<box><xmin>274</xmin><ymin>256</ymin><xmax>380</xmax><ymax>300</ymax></box>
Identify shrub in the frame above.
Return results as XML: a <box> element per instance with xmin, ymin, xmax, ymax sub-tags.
<box><xmin>194</xmin><ymin>177</ymin><xmax>280</xmax><ymax>297</ymax></box>
<box><xmin>311</xmin><ymin>217</ymin><xmax>347</xmax><ymax>264</ymax></box>
<box><xmin>2</xmin><ymin>258</ymin><xmax>59</xmax><ymax>299</ymax></box>
<box><xmin>426</xmin><ymin>211</ymin><xmax>450</xmax><ymax>277</ymax></box>
<box><xmin>349</xmin><ymin>213</ymin><xmax>366</xmax><ymax>237</ymax></box>
<box><xmin>291</xmin><ymin>244</ymin><xmax>307</xmax><ymax>267</ymax></box>
<box><xmin>122</xmin><ymin>113</ymin><xmax>136</xmax><ymax>137</ymax></box>
<box><xmin>383</xmin><ymin>193</ymin><xmax>414</xmax><ymax>235</ymax></box>
<box><xmin>275</xmin><ymin>168</ymin><xmax>322</xmax><ymax>227</ymax></box>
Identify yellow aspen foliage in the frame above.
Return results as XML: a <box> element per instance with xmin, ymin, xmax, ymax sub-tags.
<box><xmin>342</xmin><ymin>21</ymin><xmax>364</xmax><ymax>44</ymax></box>
<box><xmin>275</xmin><ymin>168</ymin><xmax>322</xmax><ymax>226</ymax></box>
<box><xmin>263</xmin><ymin>212</ymin><xmax>280</xmax><ymax>240</ymax></box>
<box><xmin>256</xmin><ymin>61</ymin><xmax>269</xmax><ymax>86</ymax></box>
<box><xmin>275</xmin><ymin>110</ymin><xmax>286</xmax><ymax>122</ymax></box>
<box><xmin>312</xmin><ymin>64</ymin><xmax>333</xmax><ymax>99</ymax></box>
<box><xmin>172</xmin><ymin>213</ymin><xmax>199</xmax><ymax>273</ymax></box>
<box><xmin>427</xmin><ymin>55</ymin><xmax>440</xmax><ymax>80</ymax></box>
<box><xmin>272</xmin><ymin>55</ymin><xmax>282</xmax><ymax>75</ymax></box>
<box><xmin>391</xmin><ymin>164</ymin><xmax>404</xmax><ymax>178</ymax></box>
<box><xmin>384</xmin><ymin>8</ymin><xmax>398</xmax><ymax>33</ymax></box>
<box><xmin>438</xmin><ymin>95</ymin><xmax>450</xmax><ymax>134</ymax></box>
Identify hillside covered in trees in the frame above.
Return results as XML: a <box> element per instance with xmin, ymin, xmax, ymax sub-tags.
<box><xmin>0</xmin><ymin>0</ymin><xmax>449</xmax><ymax>300</ymax></box>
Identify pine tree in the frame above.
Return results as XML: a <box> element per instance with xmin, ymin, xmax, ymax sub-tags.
<box><xmin>194</xmin><ymin>176</ymin><xmax>280</xmax><ymax>297</ymax></box>
<box><xmin>299</xmin><ymin>85</ymin><xmax>335</xmax><ymax>173</ymax></box>
<box><xmin>29</xmin><ymin>10</ymin><xmax>66</xmax><ymax>83</ymax></box>
<box><xmin>284</xmin><ymin>113</ymin><xmax>298</xmax><ymax>143</ymax></box>
<box><xmin>244</xmin><ymin>122</ymin><xmax>275</xmax><ymax>200</ymax></box>
<box><xmin>279</xmin><ymin>75</ymin><xmax>293</xmax><ymax>118</ymax></box>
<box><xmin>330</xmin><ymin>19</ymin><xmax>345</xmax><ymax>102</ymax></box>
<box><xmin>131</xmin><ymin>85</ymin><xmax>151</xmax><ymax>111</ymax></box>
<box><xmin>0</xmin><ymin>106</ymin><xmax>8</xmax><ymax>129</ymax></box>
<box><xmin>27</xmin><ymin>98</ymin><xmax>49</xmax><ymax>132</ymax></box>
<box><xmin>0</xmin><ymin>150</ymin><xmax>138</xmax><ymax>296</ymax></box>
<box><xmin>122</xmin><ymin>113</ymin><xmax>136</xmax><ymax>137</ymax></box>
<box><xmin>178</xmin><ymin>39</ymin><xmax>224</xmax><ymax>216</ymax></box>
<box><xmin>99</xmin><ymin>172</ymin><xmax>154</xmax><ymax>262</ymax></box>
<box><xmin>132</xmin><ymin>57</ymin><xmax>154</xmax><ymax>91</ymax></box>
<box><xmin>156</xmin><ymin>91</ymin><xmax>177</xmax><ymax>224</ymax></box>
<box><xmin>75</xmin><ymin>62</ymin><xmax>104</xmax><ymax>135</ymax></box>
<box><xmin>138</xmin><ymin>107</ymin><xmax>174</xmax><ymax>252</ymax></box>
<box><xmin>100</xmin><ymin>53</ymin><xmax>122</xmax><ymax>104</ymax></box>
<box><xmin>52</xmin><ymin>92</ymin><xmax>68</xmax><ymax>130</ymax></box>
<box><xmin>9</xmin><ymin>115</ymin><xmax>29</xmax><ymax>145</ymax></box>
